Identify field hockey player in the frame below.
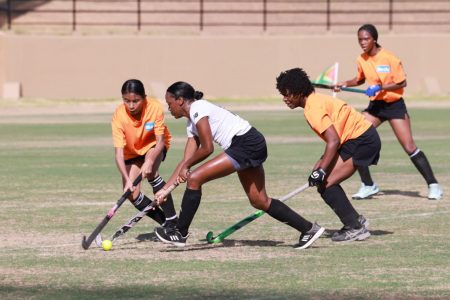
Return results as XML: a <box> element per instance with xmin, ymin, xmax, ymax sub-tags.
<box><xmin>154</xmin><ymin>81</ymin><xmax>324</xmax><ymax>249</ymax></box>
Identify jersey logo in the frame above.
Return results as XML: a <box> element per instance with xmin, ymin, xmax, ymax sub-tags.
<box><xmin>193</xmin><ymin>112</ymin><xmax>198</xmax><ymax>119</ymax></box>
<box><xmin>376</xmin><ymin>65</ymin><xmax>390</xmax><ymax>73</ymax></box>
<box><xmin>144</xmin><ymin>122</ymin><xmax>154</xmax><ymax>131</ymax></box>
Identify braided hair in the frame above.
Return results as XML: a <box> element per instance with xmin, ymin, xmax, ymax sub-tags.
<box><xmin>276</xmin><ymin>68</ymin><xmax>315</xmax><ymax>98</ymax></box>
<box><xmin>358</xmin><ymin>24</ymin><xmax>381</xmax><ymax>48</ymax></box>
<box><xmin>166</xmin><ymin>81</ymin><xmax>203</xmax><ymax>101</ymax></box>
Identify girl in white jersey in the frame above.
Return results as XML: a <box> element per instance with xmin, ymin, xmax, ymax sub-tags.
<box><xmin>154</xmin><ymin>81</ymin><xmax>324</xmax><ymax>249</ymax></box>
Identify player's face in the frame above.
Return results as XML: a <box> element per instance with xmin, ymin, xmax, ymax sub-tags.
<box><xmin>281</xmin><ymin>91</ymin><xmax>302</xmax><ymax>109</ymax></box>
<box><xmin>165</xmin><ymin>92</ymin><xmax>183</xmax><ymax>119</ymax></box>
<box><xmin>122</xmin><ymin>92</ymin><xmax>145</xmax><ymax>117</ymax></box>
<box><xmin>358</xmin><ymin>30</ymin><xmax>376</xmax><ymax>54</ymax></box>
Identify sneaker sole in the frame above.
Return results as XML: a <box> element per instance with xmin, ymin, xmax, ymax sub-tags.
<box><xmin>352</xmin><ymin>188</ymin><xmax>379</xmax><ymax>200</ymax></box>
<box><xmin>154</xmin><ymin>230</ymin><xmax>186</xmax><ymax>248</ymax></box>
<box><xmin>295</xmin><ymin>227</ymin><xmax>325</xmax><ymax>250</ymax></box>
<box><xmin>332</xmin><ymin>230</ymin><xmax>371</xmax><ymax>242</ymax></box>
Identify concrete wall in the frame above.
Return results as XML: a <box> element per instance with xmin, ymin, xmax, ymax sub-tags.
<box><xmin>0</xmin><ymin>32</ymin><xmax>449</xmax><ymax>100</ymax></box>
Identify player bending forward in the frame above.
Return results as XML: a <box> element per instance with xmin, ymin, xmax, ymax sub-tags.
<box><xmin>154</xmin><ymin>81</ymin><xmax>324</xmax><ymax>249</ymax></box>
<box><xmin>276</xmin><ymin>68</ymin><xmax>379</xmax><ymax>242</ymax></box>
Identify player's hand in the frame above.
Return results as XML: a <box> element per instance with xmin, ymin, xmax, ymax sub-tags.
<box><xmin>124</xmin><ymin>178</ymin><xmax>136</xmax><ymax>193</ymax></box>
<box><xmin>365</xmin><ymin>85</ymin><xmax>381</xmax><ymax>97</ymax></box>
<box><xmin>178</xmin><ymin>167</ymin><xmax>191</xmax><ymax>183</ymax></box>
<box><xmin>308</xmin><ymin>168</ymin><xmax>326</xmax><ymax>187</ymax></box>
<box><xmin>333</xmin><ymin>82</ymin><xmax>346</xmax><ymax>92</ymax></box>
<box><xmin>154</xmin><ymin>189</ymin><xmax>167</xmax><ymax>206</ymax></box>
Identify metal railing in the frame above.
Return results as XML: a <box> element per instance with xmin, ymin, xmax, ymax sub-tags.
<box><xmin>1</xmin><ymin>0</ymin><xmax>450</xmax><ymax>32</ymax></box>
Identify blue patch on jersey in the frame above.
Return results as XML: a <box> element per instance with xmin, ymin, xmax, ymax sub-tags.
<box><xmin>144</xmin><ymin>122</ymin><xmax>155</xmax><ymax>131</ymax></box>
<box><xmin>377</xmin><ymin>65</ymin><xmax>390</xmax><ymax>73</ymax></box>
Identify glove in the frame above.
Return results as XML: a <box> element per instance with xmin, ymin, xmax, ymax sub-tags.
<box><xmin>365</xmin><ymin>85</ymin><xmax>381</xmax><ymax>97</ymax></box>
<box><xmin>308</xmin><ymin>168</ymin><xmax>326</xmax><ymax>187</ymax></box>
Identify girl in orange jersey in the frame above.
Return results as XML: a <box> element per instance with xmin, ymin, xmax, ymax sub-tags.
<box><xmin>335</xmin><ymin>24</ymin><xmax>442</xmax><ymax>200</ymax></box>
<box><xmin>111</xmin><ymin>79</ymin><xmax>177</xmax><ymax>231</ymax></box>
<box><xmin>153</xmin><ymin>81</ymin><xmax>324</xmax><ymax>249</ymax></box>
<box><xmin>276</xmin><ymin>68</ymin><xmax>379</xmax><ymax>242</ymax></box>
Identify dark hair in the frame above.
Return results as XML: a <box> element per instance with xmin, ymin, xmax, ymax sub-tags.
<box><xmin>276</xmin><ymin>68</ymin><xmax>315</xmax><ymax>98</ymax></box>
<box><xmin>358</xmin><ymin>24</ymin><xmax>381</xmax><ymax>47</ymax></box>
<box><xmin>166</xmin><ymin>81</ymin><xmax>203</xmax><ymax>101</ymax></box>
<box><xmin>121</xmin><ymin>79</ymin><xmax>146</xmax><ymax>98</ymax></box>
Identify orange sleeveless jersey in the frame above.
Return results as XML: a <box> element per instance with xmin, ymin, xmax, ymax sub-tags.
<box><xmin>356</xmin><ymin>48</ymin><xmax>406</xmax><ymax>103</ymax></box>
<box><xmin>111</xmin><ymin>97</ymin><xmax>172</xmax><ymax>160</ymax></box>
<box><xmin>304</xmin><ymin>93</ymin><xmax>371</xmax><ymax>145</ymax></box>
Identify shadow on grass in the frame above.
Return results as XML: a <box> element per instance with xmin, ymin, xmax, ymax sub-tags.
<box><xmin>323</xmin><ymin>229</ymin><xmax>394</xmax><ymax>238</ymax></box>
<box><xmin>378</xmin><ymin>189</ymin><xmax>424</xmax><ymax>199</ymax></box>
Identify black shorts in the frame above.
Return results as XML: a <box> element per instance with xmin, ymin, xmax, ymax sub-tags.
<box><xmin>364</xmin><ymin>98</ymin><xmax>408</xmax><ymax>121</ymax></box>
<box><xmin>224</xmin><ymin>127</ymin><xmax>268</xmax><ymax>171</ymax></box>
<box><xmin>338</xmin><ymin>126</ymin><xmax>381</xmax><ymax>167</ymax></box>
<box><xmin>124</xmin><ymin>147</ymin><xmax>168</xmax><ymax>165</ymax></box>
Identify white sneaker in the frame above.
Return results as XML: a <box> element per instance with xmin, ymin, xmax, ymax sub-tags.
<box><xmin>352</xmin><ymin>183</ymin><xmax>379</xmax><ymax>200</ymax></box>
<box><xmin>428</xmin><ymin>183</ymin><xmax>443</xmax><ymax>200</ymax></box>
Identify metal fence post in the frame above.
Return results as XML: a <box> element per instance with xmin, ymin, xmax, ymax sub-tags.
<box><xmin>326</xmin><ymin>0</ymin><xmax>331</xmax><ymax>31</ymax></box>
<box><xmin>6</xmin><ymin>0</ymin><xmax>11</xmax><ymax>30</ymax></box>
<box><xmin>137</xmin><ymin>0</ymin><xmax>141</xmax><ymax>31</ymax></box>
<box><xmin>263</xmin><ymin>0</ymin><xmax>267</xmax><ymax>31</ymax></box>
<box><xmin>200</xmin><ymin>0</ymin><xmax>204</xmax><ymax>31</ymax></box>
<box><xmin>389</xmin><ymin>0</ymin><xmax>393</xmax><ymax>31</ymax></box>
<box><xmin>72</xmin><ymin>0</ymin><xmax>76</xmax><ymax>31</ymax></box>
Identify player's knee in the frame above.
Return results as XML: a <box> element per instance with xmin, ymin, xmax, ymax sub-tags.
<box><xmin>186</xmin><ymin>171</ymin><xmax>203</xmax><ymax>190</ymax></box>
<box><xmin>249</xmin><ymin>196</ymin><xmax>270</xmax><ymax>210</ymax></box>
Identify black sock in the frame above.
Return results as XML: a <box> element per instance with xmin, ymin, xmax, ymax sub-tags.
<box><xmin>358</xmin><ymin>166</ymin><xmax>374</xmax><ymax>186</ymax></box>
<box><xmin>266</xmin><ymin>199</ymin><xmax>312</xmax><ymax>233</ymax></box>
<box><xmin>320</xmin><ymin>185</ymin><xmax>360</xmax><ymax>228</ymax></box>
<box><xmin>177</xmin><ymin>188</ymin><xmax>202</xmax><ymax>236</ymax></box>
<box><xmin>132</xmin><ymin>193</ymin><xmax>165</xmax><ymax>225</ymax></box>
<box><xmin>148</xmin><ymin>176</ymin><xmax>177</xmax><ymax>219</ymax></box>
<box><xmin>409</xmin><ymin>149</ymin><xmax>438</xmax><ymax>185</ymax></box>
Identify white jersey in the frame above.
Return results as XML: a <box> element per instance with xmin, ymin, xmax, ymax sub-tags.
<box><xmin>186</xmin><ymin>100</ymin><xmax>251</xmax><ymax>150</ymax></box>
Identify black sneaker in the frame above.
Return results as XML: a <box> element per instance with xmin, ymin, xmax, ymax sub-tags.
<box><xmin>358</xmin><ymin>215</ymin><xmax>369</xmax><ymax>230</ymax></box>
<box><xmin>154</xmin><ymin>227</ymin><xmax>188</xmax><ymax>247</ymax></box>
<box><xmin>294</xmin><ymin>223</ymin><xmax>325</xmax><ymax>250</ymax></box>
<box><xmin>161</xmin><ymin>217</ymin><xmax>178</xmax><ymax>230</ymax></box>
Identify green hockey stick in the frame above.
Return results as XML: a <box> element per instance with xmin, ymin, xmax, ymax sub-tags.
<box><xmin>206</xmin><ymin>183</ymin><xmax>309</xmax><ymax>244</ymax></box>
<box><xmin>312</xmin><ymin>82</ymin><xmax>366</xmax><ymax>94</ymax></box>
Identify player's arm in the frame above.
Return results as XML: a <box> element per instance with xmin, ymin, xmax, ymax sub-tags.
<box><xmin>114</xmin><ymin>147</ymin><xmax>134</xmax><ymax>192</ymax></box>
<box><xmin>309</xmin><ymin>125</ymin><xmax>340</xmax><ymax>186</ymax></box>
<box><xmin>379</xmin><ymin>79</ymin><xmax>407</xmax><ymax>91</ymax></box>
<box><xmin>178</xmin><ymin>117</ymin><xmax>214</xmax><ymax>178</ymax></box>
<box><xmin>141</xmin><ymin>134</ymin><xmax>165</xmax><ymax>178</ymax></box>
<box><xmin>334</xmin><ymin>77</ymin><xmax>365</xmax><ymax>91</ymax></box>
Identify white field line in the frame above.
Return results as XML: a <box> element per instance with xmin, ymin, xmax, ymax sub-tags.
<box><xmin>1</xmin><ymin>209</ymin><xmax>449</xmax><ymax>251</ymax></box>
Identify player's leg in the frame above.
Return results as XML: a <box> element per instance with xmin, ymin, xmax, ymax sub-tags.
<box><xmin>352</xmin><ymin>112</ymin><xmax>382</xmax><ymax>199</ymax></box>
<box><xmin>322</xmin><ymin>156</ymin><xmax>370</xmax><ymax>242</ymax></box>
<box><xmin>155</xmin><ymin>153</ymin><xmax>236</xmax><ymax>246</ymax></box>
<box><xmin>125</xmin><ymin>159</ymin><xmax>165</xmax><ymax>225</ymax></box>
<box><xmin>145</xmin><ymin>148</ymin><xmax>178</xmax><ymax>227</ymax></box>
<box><xmin>389</xmin><ymin>116</ymin><xmax>443</xmax><ymax>199</ymax></box>
<box><xmin>238</xmin><ymin>166</ymin><xmax>324</xmax><ymax>249</ymax></box>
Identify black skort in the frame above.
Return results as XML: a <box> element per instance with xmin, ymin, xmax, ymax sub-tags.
<box><xmin>224</xmin><ymin>127</ymin><xmax>268</xmax><ymax>171</ymax></box>
<box><xmin>338</xmin><ymin>126</ymin><xmax>381</xmax><ymax>167</ymax></box>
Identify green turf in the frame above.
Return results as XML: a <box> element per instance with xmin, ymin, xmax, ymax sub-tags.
<box><xmin>1</xmin><ymin>100</ymin><xmax>450</xmax><ymax>299</ymax></box>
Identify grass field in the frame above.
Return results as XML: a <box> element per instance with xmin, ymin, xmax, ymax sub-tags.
<box><xmin>1</xmin><ymin>98</ymin><xmax>449</xmax><ymax>299</ymax></box>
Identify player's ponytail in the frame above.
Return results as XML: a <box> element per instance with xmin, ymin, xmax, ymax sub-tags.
<box><xmin>167</xmin><ymin>81</ymin><xmax>202</xmax><ymax>101</ymax></box>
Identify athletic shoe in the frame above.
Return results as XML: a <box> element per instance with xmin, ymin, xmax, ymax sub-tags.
<box><xmin>352</xmin><ymin>183</ymin><xmax>379</xmax><ymax>199</ymax></box>
<box><xmin>162</xmin><ymin>217</ymin><xmax>178</xmax><ymax>230</ymax></box>
<box><xmin>331</xmin><ymin>225</ymin><xmax>370</xmax><ymax>242</ymax></box>
<box><xmin>294</xmin><ymin>223</ymin><xmax>325</xmax><ymax>250</ymax></box>
<box><xmin>154</xmin><ymin>227</ymin><xmax>188</xmax><ymax>247</ymax></box>
<box><xmin>428</xmin><ymin>183</ymin><xmax>443</xmax><ymax>200</ymax></box>
<box><xmin>358</xmin><ymin>215</ymin><xmax>370</xmax><ymax>230</ymax></box>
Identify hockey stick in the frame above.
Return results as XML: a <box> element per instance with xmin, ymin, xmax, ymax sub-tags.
<box><xmin>95</xmin><ymin>181</ymin><xmax>180</xmax><ymax>247</ymax></box>
<box><xmin>312</xmin><ymin>82</ymin><xmax>365</xmax><ymax>94</ymax></box>
<box><xmin>206</xmin><ymin>183</ymin><xmax>309</xmax><ymax>244</ymax></box>
<box><xmin>81</xmin><ymin>174</ymin><xmax>143</xmax><ymax>250</ymax></box>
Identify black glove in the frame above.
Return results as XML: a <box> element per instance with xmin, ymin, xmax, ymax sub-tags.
<box><xmin>308</xmin><ymin>168</ymin><xmax>326</xmax><ymax>186</ymax></box>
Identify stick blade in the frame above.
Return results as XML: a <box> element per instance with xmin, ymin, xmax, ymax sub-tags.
<box><xmin>81</xmin><ymin>235</ymin><xmax>90</xmax><ymax>250</ymax></box>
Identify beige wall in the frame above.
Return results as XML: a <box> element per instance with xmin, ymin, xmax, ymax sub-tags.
<box><xmin>0</xmin><ymin>33</ymin><xmax>449</xmax><ymax>100</ymax></box>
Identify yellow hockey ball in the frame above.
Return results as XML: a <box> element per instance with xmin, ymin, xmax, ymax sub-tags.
<box><xmin>102</xmin><ymin>240</ymin><xmax>113</xmax><ymax>251</ymax></box>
